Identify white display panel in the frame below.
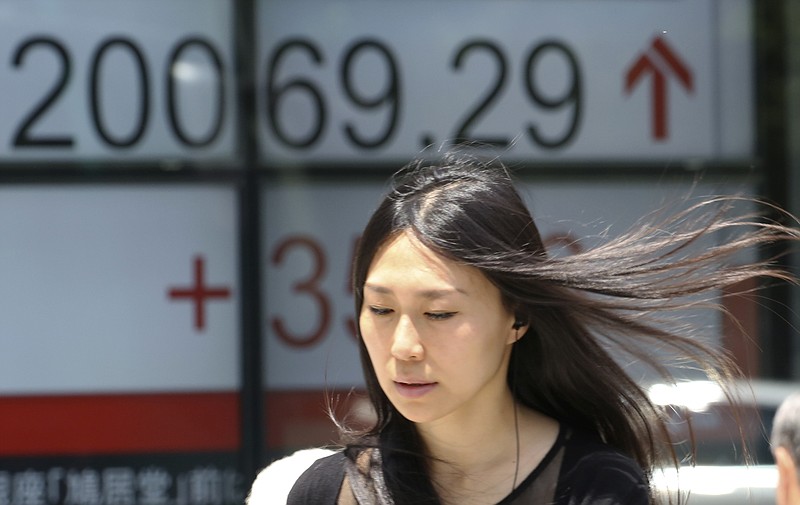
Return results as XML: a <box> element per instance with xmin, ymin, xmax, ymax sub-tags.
<box><xmin>263</xmin><ymin>178</ymin><xmax>755</xmax><ymax>389</ymax></box>
<box><xmin>0</xmin><ymin>185</ymin><xmax>239</xmax><ymax>393</ymax></box>
<box><xmin>257</xmin><ymin>0</ymin><xmax>753</xmax><ymax>165</ymax></box>
<box><xmin>0</xmin><ymin>0</ymin><xmax>237</xmax><ymax>162</ymax></box>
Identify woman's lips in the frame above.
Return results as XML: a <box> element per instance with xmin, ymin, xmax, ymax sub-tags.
<box><xmin>393</xmin><ymin>381</ymin><xmax>437</xmax><ymax>398</ymax></box>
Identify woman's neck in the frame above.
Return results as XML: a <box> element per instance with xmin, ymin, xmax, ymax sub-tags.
<box><xmin>417</xmin><ymin>391</ymin><xmax>518</xmax><ymax>472</ymax></box>
<box><xmin>415</xmin><ymin>399</ymin><xmax>559</xmax><ymax>505</ymax></box>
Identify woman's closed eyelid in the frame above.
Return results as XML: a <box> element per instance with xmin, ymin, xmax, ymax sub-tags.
<box><xmin>368</xmin><ymin>305</ymin><xmax>393</xmax><ymax>315</ymax></box>
<box><xmin>366</xmin><ymin>306</ymin><xmax>456</xmax><ymax>320</ymax></box>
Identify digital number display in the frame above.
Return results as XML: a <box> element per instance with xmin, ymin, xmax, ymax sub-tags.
<box><xmin>264</xmin><ymin>37</ymin><xmax>582</xmax><ymax>152</ymax></box>
<box><xmin>0</xmin><ymin>1</ymin><xmax>236</xmax><ymax>162</ymax></box>
<box><xmin>0</xmin><ymin>185</ymin><xmax>239</xmax><ymax>394</ymax></box>
<box><xmin>257</xmin><ymin>0</ymin><xmax>753</xmax><ymax>166</ymax></box>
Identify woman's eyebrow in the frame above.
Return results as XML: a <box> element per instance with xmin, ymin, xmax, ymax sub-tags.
<box><xmin>364</xmin><ymin>283</ymin><xmax>467</xmax><ymax>299</ymax></box>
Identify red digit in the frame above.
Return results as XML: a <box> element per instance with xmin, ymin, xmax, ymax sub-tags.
<box><xmin>270</xmin><ymin>235</ymin><xmax>330</xmax><ymax>348</ymax></box>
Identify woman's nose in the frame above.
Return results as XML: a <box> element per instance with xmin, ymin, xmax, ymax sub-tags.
<box><xmin>390</xmin><ymin>316</ymin><xmax>424</xmax><ymax>361</ymax></box>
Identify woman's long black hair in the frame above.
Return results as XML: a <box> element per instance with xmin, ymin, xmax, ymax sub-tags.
<box><xmin>343</xmin><ymin>152</ymin><xmax>800</xmax><ymax>504</ymax></box>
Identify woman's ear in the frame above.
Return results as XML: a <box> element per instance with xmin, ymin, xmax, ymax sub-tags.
<box><xmin>508</xmin><ymin>317</ymin><xmax>529</xmax><ymax>344</ymax></box>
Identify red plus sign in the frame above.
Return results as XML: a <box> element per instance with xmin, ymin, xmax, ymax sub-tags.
<box><xmin>168</xmin><ymin>256</ymin><xmax>231</xmax><ymax>331</ymax></box>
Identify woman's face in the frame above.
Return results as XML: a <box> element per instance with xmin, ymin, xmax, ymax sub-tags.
<box><xmin>359</xmin><ymin>231</ymin><xmax>519</xmax><ymax>426</ymax></box>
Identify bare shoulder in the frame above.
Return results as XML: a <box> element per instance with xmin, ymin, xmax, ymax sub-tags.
<box><xmin>520</xmin><ymin>408</ymin><xmax>560</xmax><ymax>455</ymax></box>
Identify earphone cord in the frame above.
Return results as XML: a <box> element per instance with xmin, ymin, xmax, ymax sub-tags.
<box><xmin>510</xmin><ymin>326</ymin><xmax>522</xmax><ymax>494</ymax></box>
<box><xmin>512</xmin><ymin>398</ymin><xmax>520</xmax><ymax>493</ymax></box>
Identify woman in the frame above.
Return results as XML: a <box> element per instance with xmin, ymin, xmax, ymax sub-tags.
<box><xmin>275</xmin><ymin>153</ymin><xmax>799</xmax><ymax>504</ymax></box>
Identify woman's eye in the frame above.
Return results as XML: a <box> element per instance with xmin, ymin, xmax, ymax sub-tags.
<box><xmin>426</xmin><ymin>312</ymin><xmax>456</xmax><ymax>321</ymax></box>
<box><xmin>368</xmin><ymin>306</ymin><xmax>393</xmax><ymax>316</ymax></box>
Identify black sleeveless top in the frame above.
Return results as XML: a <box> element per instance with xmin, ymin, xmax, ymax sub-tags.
<box><xmin>288</xmin><ymin>426</ymin><xmax>650</xmax><ymax>504</ymax></box>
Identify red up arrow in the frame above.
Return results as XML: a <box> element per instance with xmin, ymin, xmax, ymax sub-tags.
<box><xmin>624</xmin><ymin>36</ymin><xmax>693</xmax><ymax>141</ymax></box>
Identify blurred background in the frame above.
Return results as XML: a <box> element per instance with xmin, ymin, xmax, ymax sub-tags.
<box><xmin>0</xmin><ymin>1</ymin><xmax>798</xmax><ymax>504</ymax></box>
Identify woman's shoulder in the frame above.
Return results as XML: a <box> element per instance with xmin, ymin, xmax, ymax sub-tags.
<box><xmin>562</xmin><ymin>428</ymin><xmax>643</xmax><ymax>470</ymax></box>
<box><xmin>246</xmin><ymin>448</ymin><xmax>341</xmax><ymax>505</ymax></box>
<box><xmin>556</xmin><ymin>428</ymin><xmax>650</xmax><ymax>504</ymax></box>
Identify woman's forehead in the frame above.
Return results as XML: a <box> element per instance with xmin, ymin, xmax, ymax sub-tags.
<box><xmin>367</xmin><ymin>232</ymin><xmax>492</xmax><ymax>295</ymax></box>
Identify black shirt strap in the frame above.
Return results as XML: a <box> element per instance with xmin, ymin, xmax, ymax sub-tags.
<box><xmin>287</xmin><ymin>452</ymin><xmax>346</xmax><ymax>505</ymax></box>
